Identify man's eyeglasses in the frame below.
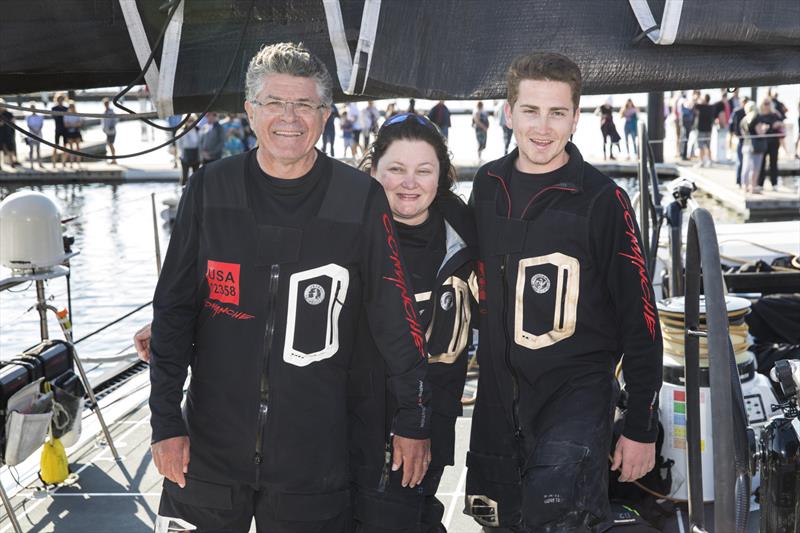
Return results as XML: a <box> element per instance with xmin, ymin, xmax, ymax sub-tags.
<box><xmin>381</xmin><ymin>113</ymin><xmax>441</xmax><ymax>134</ymax></box>
<box><xmin>250</xmin><ymin>98</ymin><xmax>327</xmax><ymax>116</ymax></box>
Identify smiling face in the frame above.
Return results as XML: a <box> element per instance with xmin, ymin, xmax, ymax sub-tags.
<box><xmin>506</xmin><ymin>79</ymin><xmax>579</xmax><ymax>174</ymax></box>
<box><xmin>372</xmin><ymin>139</ymin><xmax>439</xmax><ymax>226</ymax></box>
<box><xmin>244</xmin><ymin>73</ymin><xmax>330</xmax><ymax>177</ymax></box>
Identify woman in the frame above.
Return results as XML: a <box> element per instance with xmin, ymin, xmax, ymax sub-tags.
<box><xmin>620</xmin><ymin>98</ymin><xmax>638</xmax><ymax>158</ymax></box>
<box><xmin>62</xmin><ymin>102</ymin><xmax>83</xmax><ymax>168</ymax></box>
<box><xmin>596</xmin><ymin>98</ymin><xmax>621</xmax><ymax>160</ymax></box>
<box><xmin>349</xmin><ymin>112</ymin><xmax>477</xmax><ymax>533</ymax></box>
<box><xmin>740</xmin><ymin>100</ymin><xmax>769</xmax><ymax>194</ymax></box>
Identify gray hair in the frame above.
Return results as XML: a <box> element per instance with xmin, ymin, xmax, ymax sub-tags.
<box><xmin>245</xmin><ymin>42</ymin><xmax>333</xmax><ymax>107</ymax></box>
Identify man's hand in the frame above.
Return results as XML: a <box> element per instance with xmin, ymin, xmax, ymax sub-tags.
<box><xmin>611</xmin><ymin>435</ymin><xmax>655</xmax><ymax>482</ymax></box>
<box><xmin>152</xmin><ymin>436</ymin><xmax>190</xmax><ymax>488</ymax></box>
<box><xmin>392</xmin><ymin>435</ymin><xmax>431</xmax><ymax>488</ymax></box>
<box><xmin>134</xmin><ymin>323</ymin><xmax>152</xmax><ymax>362</ymax></box>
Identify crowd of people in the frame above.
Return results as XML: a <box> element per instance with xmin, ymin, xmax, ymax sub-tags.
<box><xmin>0</xmin><ymin>78</ymin><xmax>797</xmax><ymax>202</ymax></box>
<box><xmin>668</xmin><ymin>88</ymin><xmax>795</xmax><ymax>192</ymax></box>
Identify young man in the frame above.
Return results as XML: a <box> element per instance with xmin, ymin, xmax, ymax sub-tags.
<box><xmin>465</xmin><ymin>52</ymin><xmax>663</xmax><ymax>532</ymax></box>
<box><xmin>148</xmin><ymin>42</ymin><xmax>430</xmax><ymax>532</ymax></box>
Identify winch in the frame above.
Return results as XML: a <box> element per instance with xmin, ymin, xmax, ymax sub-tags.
<box><xmin>657</xmin><ymin>295</ymin><xmax>779</xmax><ymax>501</ymax></box>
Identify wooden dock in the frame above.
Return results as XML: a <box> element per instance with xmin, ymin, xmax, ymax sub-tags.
<box><xmin>2</xmin><ymin>148</ymin><xmax>797</xmax><ymax>222</ymax></box>
<box><xmin>677</xmin><ymin>159</ymin><xmax>799</xmax><ymax>221</ymax></box>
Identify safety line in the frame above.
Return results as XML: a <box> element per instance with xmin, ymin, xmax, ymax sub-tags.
<box><xmin>118</xmin><ymin>0</ymin><xmax>161</xmax><ymax>96</ymax></box>
<box><xmin>156</xmin><ymin>0</ymin><xmax>185</xmax><ymax>117</ymax></box>
<box><xmin>322</xmin><ymin>0</ymin><xmax>355</xmax><ymax>93</ymax></box>
<box><xmin>349</xmin><ymin>0</ymin><xmax>382</xmax><ymax>95</ymax></box>
<box><xmin>629</xmin><ymin>0</ymin><xmax>684</xmax><ymax>45</ymax></box>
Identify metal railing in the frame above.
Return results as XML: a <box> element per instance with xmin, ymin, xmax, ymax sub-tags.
<box><xmin>637</xmin><ymin>121</ymin><xmax>664</xmax><ymax>278</ymax></box>
<box><xmin>683</xmin><ymin>207</ymin><xmax>751</xmax><ymax>533</ymax></box>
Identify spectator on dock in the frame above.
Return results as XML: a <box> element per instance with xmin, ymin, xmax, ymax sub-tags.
<box><xmin>497</xmin><ymin>99</ymin><xmax>513</xmax><ymax>154</ymax></box>
<box><xmin>670</xmin><ymin>93</ymin><xmax>683</xmax><ymax>159</ymax></box>
<box><xmin>756</xmin><ymin>98</ymin><xmax>784</xmax><ymax>191</ymax></box>
<box><xmin>167</xmin><ymin>115</ymin><xmax>184</xmax><ymax>168</ymax></box>
<box><xmin>728</xmin><ymin>88</ymin><xmax>741</xmax><ymax>112</ymax></box>
<box><xmin>740</xmin><ymin>100</ymin><xmax>769</xmax><ymax>194</ymax></box>
<box><xmin>25</xmin><ymin>104</ymin><xmax>45</xmax><ymax>169</ymax></box>
<box><xmin>199</xmin><ymin>112</ymin><xmax>224</xmax><ymax>165</ymax></box>
<box><xmin>796</xmin><ymin>101</ymin><xmax>800</xmax><ymax>160</ymax></box>
<box><xmin>223</xmin><ymin>126</ymin><xmax>245</xmax><ymax>157</ymax></box>
<box><xmin>713</xmin><ymin>91</ymin><xmax>731</xmax><ymax>163</ymax></box>
<box><xmin>51</xmin><ymin>93</ymin><xmax>68</xmax><ymax>167</ymax></box>
<box><xmin>595</xmin><ymin>97</ymin><xmax>621</xmax><ymax>160</ymax></box>
<box><xmin>730</xmin><ymin>96</ymin><xmax>750</xmax><ymax>186</ymax></box>
<box><xmin>620</xmin><ymin>98</ymin><xmax>638</xmax><ymax>158</ymax></box>
<box><xmin>472</xmin><ymin>100</ymin><xmax>490</xmax><ymax>161</ymax></box>
<box><xmin>176</xmin><ymin>115</ymin><xmax>200</xmax><ymax>186</ymax></box>
<box><xmin>361</xmin><ymin>100</ymin><xmax>380</xmax><ymax>149</ymax></box>
<box><xmin>769</xmin><ymin>88</ymin><xmax>788</xmax><ymax>121</ymax></box>
<box><xmin>428</xmin><ymin>100</ymin><xmax>451</xmax><ymax>140</ymax></box>
<box><xmin>695</xmin><ymin>93</ymin><xmax>715</xmax><ymax>168</ymax></box>
<box><xmin>347</xmin><ymin>102</ymin><xmax>362</xmax><ymax>150</ymax></box>
<box><xmin>62</xmin><ymin>102</ymin><xmax>83</xmax><ymax>168</ymax></box>
<box><xmin>321</xmin><ymin>103</ymin><xmax>338</xmax><ymax>156</ymax></box>
<box><xmin>385</xmin><ymin>102</ymin><xmax>399</xmax><ymax>119</ymax></box>
<box><xmin>679</xmin><ymin>91</ymin><xmax>696</xmax><ymax>160</ymax></box>
<box><xmin>0</xmin><ymin>99</ymin><xmax>21</xmax><ymax>169</ymax></box>
<box><xmin>767</xmin><ymin>89</ymin><xmax>789</xmax><ymax>156</ymax></box>
<box><xmin>340</xmin><ymin>109</ymin><xmax>357</xmax><ymax>157</ymax></box>
<box><xmin>102</xmin><ymin>98</ymin><xmax>118</xmax><ymax>165</ymax></box>
<box><xmin>407</xmin><ymin>98</ymin><xmax>418</xmax><ymax>114</ymax></box>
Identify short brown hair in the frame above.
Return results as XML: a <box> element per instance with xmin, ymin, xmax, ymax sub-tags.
<box><xmin>506</xmin><ymin>52</ymin><xmax>582</xmax><ymax>111</ymax></box>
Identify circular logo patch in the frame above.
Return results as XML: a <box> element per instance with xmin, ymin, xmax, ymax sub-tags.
<box><xmin>530</xmin><ymin>274</ymin><xmax>551</xmax><ymax>294</ymax></box>
<box><xmin>440</xmin><ymin>292</ymin><xmax>454</xmax><ymax>311</ymax></box>
<box><xmin>304</xmin><ymin>284</ymin><xmax>325</xmax><ymax>305</ymax></box>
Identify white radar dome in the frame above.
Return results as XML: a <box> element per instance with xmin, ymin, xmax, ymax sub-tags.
<box><xmin>0</xmin><ymin>191</ymin><xmax>68</xmax><ymax>273</ymax></box>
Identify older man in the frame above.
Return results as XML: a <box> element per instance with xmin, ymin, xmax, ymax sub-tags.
<box><xmin>148</xmin><ymin>42</ymin><xmax>431</xmax><ymax>532</ymax></box>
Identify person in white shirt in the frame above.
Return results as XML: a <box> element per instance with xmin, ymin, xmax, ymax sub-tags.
<box><xmin>102</xmin><ymin>98</ymin><xmax>119</xmax><ymax>164</ymax></box>
<box><xmin>347</xmin><ymin>101</ymin><xmax>363</xmax><ymax>156</ymax></box>
<box><xmin>176</xmin><ymin>115</ymin><xmax>200</xmax><ymax>185</ymax></box>
<box><xmin>26</xmin><ymin>104</ymin><xmax>45</xmax><ymax>168</ymax></box>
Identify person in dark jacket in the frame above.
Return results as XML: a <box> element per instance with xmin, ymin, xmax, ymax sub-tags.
<box><xmin>427</xmin><ymin>101</ymin><xmax>452</xmax><ymax>140</ymax></box>
<box><xmin>349</xmin><ymin>113</ymin><xmax>477</xmax><ymax>532</ymax></box>
<box><xmin>199</xmin><ymin>112</ymin><xmax>225</xmax><ymax>165</ymax></box>
<box><xmin>729</xmin><ymin>96</ymin><xmax>750</xmax><ymax>187</ymax></box>
<box><xmin>756</xmin><ymin>97</ymin><xmax>784</xmax><ymax>190</ymax></box>
<box><xmin>144</xmin><ymin>42</ymin><xmax>431</xmax><ymax>533</ymax></box>
<box><xmin>465</xmin><ymin>52</ymin><xmax>663</xmax><ymax>532</ymax></box>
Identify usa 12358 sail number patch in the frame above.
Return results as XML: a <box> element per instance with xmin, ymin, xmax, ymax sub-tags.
<box><xmin>206</xmin><ymin>260</ymin><xmax>241</xmax><ymax>305</ymax></box>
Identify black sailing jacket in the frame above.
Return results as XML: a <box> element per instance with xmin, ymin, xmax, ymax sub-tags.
<box><xmin>349</xmin><ymin>193</ymin><xmax>477</xmax><ymax>497</ymax></box>
<box><xmin>472</xmin><ymin>142</ymin><xmax>662</xmax><ymax>440</ymax></box>
<box><xmin>149</xmin><ymin>152</ymin><xmax>430</xmax><ymax>517</ymax></box>
<box><xmin>466</xmin><ymin>144</ymin><xmax>663</xmax><ymax>526</ymax></box>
